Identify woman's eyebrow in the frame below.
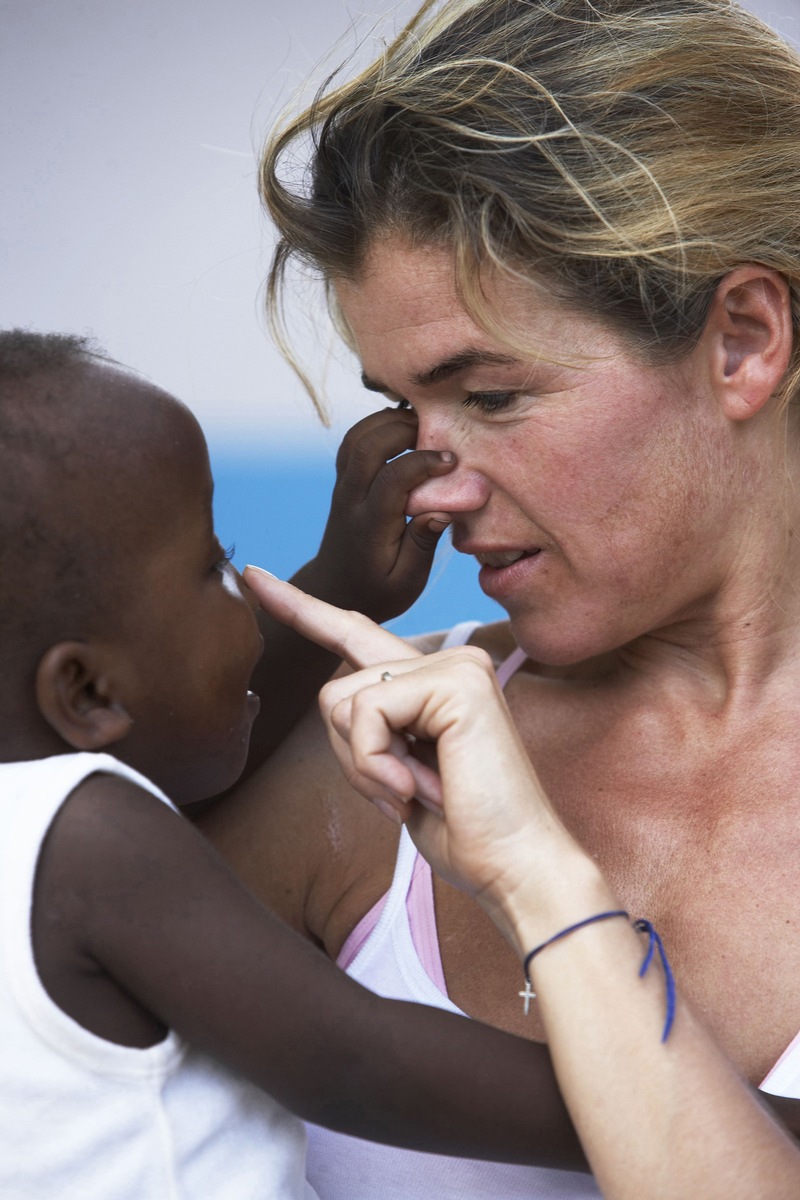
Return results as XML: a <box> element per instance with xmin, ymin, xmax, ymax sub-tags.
<box><xmin>360</xmin><ymin>372</ymin><xmax>389</xmax><ymax>393</ymax></box>
<box><xmin>361</xmin><ymin>348</ymin><xmax>519</xmax><ymax>394</ymax></box>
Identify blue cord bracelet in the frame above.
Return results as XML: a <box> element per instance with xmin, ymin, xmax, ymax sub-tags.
<box><xmin>520</xmin><ymin>909</ymin><xmax>676</xmax><ymax>1041</ymax></box>
<box><xmin>632</xmin><ymin>919</ymin><xmax>676</xmax><ymax>1043</ymax></box>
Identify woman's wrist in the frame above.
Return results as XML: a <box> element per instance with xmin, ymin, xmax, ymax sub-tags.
<box><xmin>477</xmin><ymin>836</ymin><xmax>616</xmax><ymax>961</ymax></box>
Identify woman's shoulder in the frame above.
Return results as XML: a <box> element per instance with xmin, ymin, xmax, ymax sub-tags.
<box><xmin>200</xmin><ymin>695</ymin><xmax>401</xmax><ymax>958</ymax></box>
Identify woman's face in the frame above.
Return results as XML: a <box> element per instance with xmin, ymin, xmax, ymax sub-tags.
<box><xmin>336</xmin><ymin>239</ymin><xmax>741</xmax><ymax>664</ymax></box>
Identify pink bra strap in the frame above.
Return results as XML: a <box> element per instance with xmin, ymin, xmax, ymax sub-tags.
<box><xmin>442</xmin><ymin>621</ymin><xmax>528</xmax><ymax>688</ymax></box>
<box><xmin>338</xmin><ymin>625</ymin><xmax>528</xmax><ymax>990</ymax></box>
<box><xmin>496</xmin><ymin>644</ymin><xmax>528</xmax><ymax>689</ymax></box>
<box><xmin>406</xmin><ymin>852</ymin><xmax>447</xmax><ymax>993</ymax></box>
<box><xmin>439</xmin><ymin>620</ymin><xmax>482</xmax><ymax>649</ymax></box>
<box><xmin>338</xmin><ymin>896</ymin><xmax>387</xmax><ymax>972</ymax></box>
<box><xmin>336</xmin><ymin>852</ymin><xmax>447</xmax><ymax>991</ymax></box>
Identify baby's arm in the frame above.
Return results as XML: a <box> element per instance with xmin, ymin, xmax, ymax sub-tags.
<box><xmin>238</xmin><ymin>408</ymin><xmax>453</xmax><ymax>778</ymax></box>
<box><xmin>35</xmin><ymin>771</ymin><xmax>584</xmax><ymax>1169</ymax></box>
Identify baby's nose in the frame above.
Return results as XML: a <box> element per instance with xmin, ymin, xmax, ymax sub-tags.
<box><xmin>237</xmin><ymin>567</ymin><xmax>261</xmax><ymax>613</ymax></box>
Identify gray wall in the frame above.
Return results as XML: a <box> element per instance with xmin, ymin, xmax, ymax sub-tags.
<box><xmin>1</xmin><ymin>0</ymin><xmax>798</xmax><ymax>450</ymax></box>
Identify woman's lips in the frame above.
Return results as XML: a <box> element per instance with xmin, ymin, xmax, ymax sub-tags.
<box><xmin>475</xmin><ymin>549</ymin><xmax>533</xmax><ymax>568</ymax></box>
<box><xmin>475</xmin><ymin>548</ymin><xmax>542</xmax><ymax>598</ymax></box>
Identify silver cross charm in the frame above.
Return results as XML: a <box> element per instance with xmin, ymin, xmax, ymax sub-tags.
<box><xmin>519</xmin><ymin>978</ymin><xmax>536</xmax><ymax>1016</ymax></box>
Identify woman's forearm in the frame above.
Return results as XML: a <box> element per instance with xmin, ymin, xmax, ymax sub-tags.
<box><xmin>494</xmin><ymin>864</ymin><xmax>800</xmax><ymax>1199</ymax></box>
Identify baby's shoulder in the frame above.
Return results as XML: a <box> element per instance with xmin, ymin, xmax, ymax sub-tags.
<box><xmin>201</xmin><ymin>700</ymin><xmax>401</xmax><ymax>958</ymax></box>
<box><xmin>31</xmin><ymin>771</ymin><xmax>190</xmax><ymax>1045</ymax></box>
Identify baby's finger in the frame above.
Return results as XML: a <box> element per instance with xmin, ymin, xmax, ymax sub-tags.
<box><xmin>379</xmin><ymin>446</ymin><xmax>455</xmax><ymax>500</ymax></box>
<box><xmin>398</xmin><ymin>512</ymin><xmax>451</xmax><ymax>558</ymax></box>
<box><xmin>334</xmin><ymin>408</ymin><xmax>418</xmax><ymax>495</ymax></box>
<box><xmin>243</xmin><ymin>567</ymin><xmax>421</xmax><ymax>670</ymax></box>
<box><xmin>360</xmin><ymin>451</ymin><xmax>454</xmax><ymax>528</ymax></box>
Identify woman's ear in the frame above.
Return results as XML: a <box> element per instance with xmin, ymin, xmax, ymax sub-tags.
<box><xmin>703</xmin><ymin>266</ymin><xmax>793</xmax><ymax>422</ymax></box>
<box><xmin>35</xmin><ymin>642</ymin><xmax>133</xmax><ymax>751</ymax></box>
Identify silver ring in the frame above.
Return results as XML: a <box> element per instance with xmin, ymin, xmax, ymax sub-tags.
<box><xmin>380</xmin><ymin>670</ymin><xmax>394</xmax><ymax>682</ymax></box>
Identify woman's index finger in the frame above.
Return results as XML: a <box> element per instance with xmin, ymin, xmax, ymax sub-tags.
<box><xmin>244</xmin><ymin>566</ymin><xmax>421</xmax><ymax>669</ymax></box>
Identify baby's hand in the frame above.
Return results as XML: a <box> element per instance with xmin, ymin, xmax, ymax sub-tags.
<box><xmin>296</xmin><ymin>408</ymin><xmax>454</xmax><ymax>623</ymax></box>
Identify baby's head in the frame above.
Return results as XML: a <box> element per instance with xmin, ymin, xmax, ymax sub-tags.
<box><xmin>0</xmin><ymin>329</ymin><xmax>263</xmax><ymax>803</ymax></box>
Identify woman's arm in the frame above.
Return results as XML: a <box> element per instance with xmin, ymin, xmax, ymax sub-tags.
<box><xmin>314</xmin><ymin>638</ymin><xmax>800</xmax><ymax>1199</ymax></box>
<box><xmin>245</xmin><ymin>572</ymin><xmax>800</xmax><ymax>1198</ymax></box>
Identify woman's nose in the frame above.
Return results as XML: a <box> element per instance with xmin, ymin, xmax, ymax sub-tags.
<box><xmin>406</xmin><ymin>413</ymin><xmax>490</xmax><ymax>516</ymax></box>
<box><xmin>406</xmin><ymin>460</ymin><xmax>489</xmax><ymax>517</ymax></box>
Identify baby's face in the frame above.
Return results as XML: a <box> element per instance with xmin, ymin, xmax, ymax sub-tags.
<box><xmin>96</xmin><ymin>374</ymin><xmax>264</xmax><ymax>803</ymax></box>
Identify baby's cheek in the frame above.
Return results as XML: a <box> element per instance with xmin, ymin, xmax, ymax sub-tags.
<box><xmin>221</xmin><ymin>562</ymin><xmax>243</xmax><ymax>598</ymax></box>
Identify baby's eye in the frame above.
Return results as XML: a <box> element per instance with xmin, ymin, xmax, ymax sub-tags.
<box><xmin>462</xmin><ymin>391</ymin><xmax>517</xmax><ymax>414</ymax></box>
<box><xmin>213</xmin><ymin>543</ymin><xmax>236</xmax><ymax>574</ymax></box>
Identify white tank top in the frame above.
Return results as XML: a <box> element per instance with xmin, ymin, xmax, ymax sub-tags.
<box><xmin>305</xmin><ymin>623</ymin><xmax>602</xmax><ymax>1198</ymax></box>
<box><xmin>0</xmin><ymin>751</ymin><xmax>315</xmax><ymax>1200</ymax></box>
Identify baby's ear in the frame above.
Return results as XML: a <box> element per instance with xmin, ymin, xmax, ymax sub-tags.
<box><xmin>35</xmin><ymin>642</ymin><xmax>133</xmax><ymax>751</ymax></box>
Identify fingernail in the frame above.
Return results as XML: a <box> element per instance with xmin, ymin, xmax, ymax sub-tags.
<box><xmin>244</xmin><ymin>565</ymin><xmax>281</xmax><ymax>580</ymax></box>
<box><xmin>439</xmin><ymin>451</ymin><xmax>455</xmax><ymax>463</ymax></box>
<box><xmin>428</xmin><ymin>517</ymin><xmax>451</xmax><ymax>533</ymax></box>
<box><xmin>373</xmin><ymin>798</ymin><xmax>403</xmax><ymax>825</ymax></box>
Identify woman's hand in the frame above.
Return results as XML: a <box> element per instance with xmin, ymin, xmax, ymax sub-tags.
<box><xmin>244</xmin><ymin>564</ymin><xmax>421</xmax><ymax>669</ymax></box>
<box><xmin>320</xmin><ymin>645</ymin><xmax>577</xmax><ymax>913</ymax></box>
<box><xmin>243</xmin><ymin>568</ymin><xmax>580</xmax><ymax>935</ymax></box>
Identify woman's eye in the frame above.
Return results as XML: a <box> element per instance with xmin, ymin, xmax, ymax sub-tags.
<box><xmin>462</xmin><ymin>391</ymin><xmax>516</xmax><ymax>414</ymax></box>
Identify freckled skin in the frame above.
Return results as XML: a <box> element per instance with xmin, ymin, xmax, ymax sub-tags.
<box><xmin>336</xmin><ymin>240</ymin><xmax>751</xmax><ymax>667</ymax></box>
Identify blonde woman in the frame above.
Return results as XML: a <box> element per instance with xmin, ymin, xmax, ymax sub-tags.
<box><xmin>202</xmin><ymin>1</ymin><xmax>800</xmax><ymax>1195</ymax></box>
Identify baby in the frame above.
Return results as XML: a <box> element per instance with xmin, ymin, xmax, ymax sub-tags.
<box><xmin>0</xmin><ymin>329</ymin><xmax>578</xmax><ymax>1198</ymax></box>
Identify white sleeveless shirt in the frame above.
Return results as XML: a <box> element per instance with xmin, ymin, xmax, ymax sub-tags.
<box><xmin>0</xmin><ymin>751</ymin><xmax>315</xmax><ymax>1200</ymax></box>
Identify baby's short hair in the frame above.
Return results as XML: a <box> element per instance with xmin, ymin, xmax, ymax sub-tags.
<box><xmin>0</xmin><ymin>329</ymin><xmax>122</xmax><ymax>667</ymax></box>
<box><xmin>0</xmin><ymin>328</ymin><xmax>100</xmax><ymax>379</ymax></box>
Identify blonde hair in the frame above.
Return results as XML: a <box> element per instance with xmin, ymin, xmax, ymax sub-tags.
<box><xmin>261</xmin><ymin>0</ymin><xmax>800</xmax><ymax>411</ymax></box>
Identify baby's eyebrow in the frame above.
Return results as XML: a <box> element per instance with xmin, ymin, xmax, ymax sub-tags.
<box><xmin>361</xmin><ymin>348</ymin><xmax>519</xmax><ymax>395</ymax></box>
